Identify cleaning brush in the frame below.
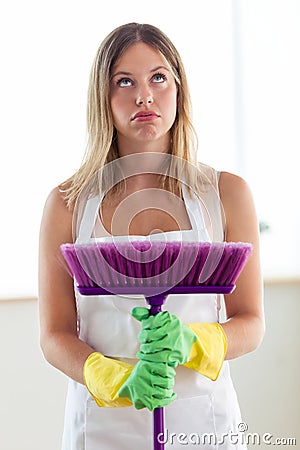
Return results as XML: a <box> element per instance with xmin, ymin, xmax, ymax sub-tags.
<box><xmin>61</xmin><ymin>240</ymin><xmax>251</xmax><ymax>295</ymax></box>
<box><xmin>61</xmin><ymin>240</ymin><xmax>252</xmax><ymax>450</ymax></box>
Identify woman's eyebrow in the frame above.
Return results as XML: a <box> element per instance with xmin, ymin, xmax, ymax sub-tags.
<box><xmin>111</xmin><ymin>66</ymin><xmax>171</xmax><ymax>80</ymax></box>
<box><xmin>111</xmin><ymin>71</ymin><xmax>132</xmax><ymax>79</ymax></box>
<box><xmin>150</xmin><ymin>65</ymin><xmax>171</xmax><ymax>73</ymax></box>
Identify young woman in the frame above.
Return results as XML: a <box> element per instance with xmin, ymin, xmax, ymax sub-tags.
<box><xmin>39</xmin><ymin>23</ymin><xmax>264</xmax><ymax>450</ymax></box>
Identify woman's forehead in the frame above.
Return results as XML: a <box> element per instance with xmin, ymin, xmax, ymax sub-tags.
<box><xmin>111</xmin><ymin>42</ymin><xmax>173</xmax><ymax>75</ymax></box>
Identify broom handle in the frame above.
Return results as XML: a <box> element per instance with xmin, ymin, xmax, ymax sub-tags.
<box><xmin>147</xmin><ymin>295</ymin><xmax>168</xmax><ymax>450</ymax></box>
<box><xmin>153</xmin><ymin>408</ymin><xmax>164</xmax><ymax>450</ymax></box>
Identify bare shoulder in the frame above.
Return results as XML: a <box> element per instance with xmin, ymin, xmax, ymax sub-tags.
<box><xmin>219</xmin><ymin>171</ymin><xmax>252</xmax><ymax>200</ymax></box>
<box><xmin>219</xmin><ymin>171</ymin><xmax>255</xmax><ymax>213</ymax></box>
<box><xmin>40</xmin><ymin>186</ymin><xmax>74</xmax><ymax>244</ymax></box>
<box><xmin>218</xmin><ymin>171</ymin><xmax>258</xmax><ymax>241</ymax></box>
<box><xmin>44</xmin><ymin>186</ymin><xmax>73</xmax><ymax>214</ymax></box>
<box><xmin>43</xmin><ymin>186</ymin><xmax>73</xmax><ymax>219</ymax></box>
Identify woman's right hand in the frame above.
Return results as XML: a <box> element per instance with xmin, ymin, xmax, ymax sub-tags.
<box><xmin>118</xmin><ymin>360</ymin><xmax>176</xmax><ymax>411</ymax></box>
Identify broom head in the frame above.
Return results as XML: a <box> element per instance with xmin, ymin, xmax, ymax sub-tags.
<box><xmin>61</xmin><ymin>241</ymin><xmax>252</xmax><ymax>296</ymax></box>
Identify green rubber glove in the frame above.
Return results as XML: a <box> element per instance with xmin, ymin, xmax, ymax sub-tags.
<box><xmin>118</xmin><ymin>360</ymin><xmax>176</xmax><ymax>411</ymax></box>
<box><xmin>132</xmin><ymin>307</ymin><xmax>227</xmax><ymax>381</ymax></box>
<box><xmin>132</xmin><ymin>307</ymin><xmax>197</xmax><ymax>367</ymax></box>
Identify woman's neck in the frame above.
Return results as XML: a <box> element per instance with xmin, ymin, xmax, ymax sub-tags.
<box><xmin>116</xmin><ymin>132</ymin><xmax>171</xmax><ymax>157</ymax></box>
<box><xmin>124</xmin><ymin>173</ymin><xmax>161</xmax><ymax>192</ymax></box>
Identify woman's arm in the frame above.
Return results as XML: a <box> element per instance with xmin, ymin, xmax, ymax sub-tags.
<box><xmin>38</xmin><ymin>187</ymin><xmax>94</xmax><ymax>384</ymax></box>
<box><xmin>219</xmin><ymin>172</ymin><xmax>265</xmax><ymax>360</ymax></box>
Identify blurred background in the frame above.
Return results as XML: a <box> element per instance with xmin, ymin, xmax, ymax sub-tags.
<box><xmin>0</xmin><ymin>0</ymin><xmax>299</xmax><ymax>448</ymax></box>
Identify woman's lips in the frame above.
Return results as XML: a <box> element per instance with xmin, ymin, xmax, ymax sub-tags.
<box><xmin>131</xmin><ymin>111</ymin><xmax>160</xmax><ymax>122</ymax></box>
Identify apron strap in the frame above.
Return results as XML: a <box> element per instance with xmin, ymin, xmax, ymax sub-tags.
<box><xmin>76</xmin><ymin>195</ymin><xmax>102</xmax><ymax>243</ymax></box>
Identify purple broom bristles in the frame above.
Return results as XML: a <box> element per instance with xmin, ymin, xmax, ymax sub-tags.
<box><xmin>61</xmin><ymin>241</ymin><xmax>252</xmax><ymax>292</ymax></box>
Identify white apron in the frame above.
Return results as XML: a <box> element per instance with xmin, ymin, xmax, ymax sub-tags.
<box><xmin>62</xmin><ymin>173</ymin><xmax>247</xmax><ymax>450</ymax></box>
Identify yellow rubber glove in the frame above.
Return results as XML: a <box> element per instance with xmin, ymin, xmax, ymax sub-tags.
<box><xmin>183</xmin><ymin>322</ymin><xmax>227</xmax><ymax>381</ymax></box>
<box><xmin>83</xmin><ymin>352</ymin><xmax>133</xmax><ymax>407</ymax></box>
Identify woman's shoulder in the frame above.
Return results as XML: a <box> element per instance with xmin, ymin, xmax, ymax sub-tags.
<box><xmin>42</xmin><ymin>186</ymin><xmax>74</xmax><ymax>229</ymax></box>
<box><xmin>218</xmin><ymin>171</ymin><xmax>257</xmax><ymax>236</ymax></box>
<box><xmin>45</xmin><ymin>186</ymin><xmax>67</xmax><ymax>209</ymax></box>
<box><xmin>44</xmin><ymin>185</ymin><xmax>74</xmax><ymax>213</ymax></box>
<box><xmin>196</xmin><ymin>162</ymin><xmax>247</xmax><ymax>188</ymax></box>
<box><xmin>195</xmin><ymin>162</ymin><xmax>248</xmax><ymax>191</ymax></box>
<box><xmin>40</xmin><ymin>186</ymin><xmax>74</xmax><ymax>244</ymax></box>
<box><xmin>218</xmin><ymin>171</ymin><xmax>252</xmax><ymax>203</ymax></box>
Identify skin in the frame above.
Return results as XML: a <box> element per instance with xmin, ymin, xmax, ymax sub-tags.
<box><xmin>39</xmin><ymin>42</ymin><xmax>264</xmax><ymax>385</ymax></box>
<box><xmin>110</xmin><ymin>42</ymin><xmax>177</xmax><ymax>154</ymax></box>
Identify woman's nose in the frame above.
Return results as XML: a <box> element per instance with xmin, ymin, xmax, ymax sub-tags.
<box><xmin>135</xmin><ymin>95</ymin><xmax>154</xmax><ymax>106</ymax></box>
<box><xmin>135</xmin><ymin>85</ymin><xmax>154</xmax><ymax>106</ymax></box>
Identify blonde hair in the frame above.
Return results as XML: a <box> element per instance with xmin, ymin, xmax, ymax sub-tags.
<box><xmin>61</xmin><ymin>23</ymin><xmax>202</xmax><ymax>206</ymax></box>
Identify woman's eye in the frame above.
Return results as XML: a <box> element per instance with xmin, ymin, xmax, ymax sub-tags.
<box><xmin>117</xmin><ymin>78</ymin><xmax>133</xmax><ymax>87</ymax></box>
<box><xmin>152</xmin><ymin>73</ymin><xmax>167</xmax><ymax>83</ymax></box>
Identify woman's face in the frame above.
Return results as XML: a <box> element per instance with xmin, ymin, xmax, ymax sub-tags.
<box><xmin>110</xmin><ymin>42</ymin><xmax>177</xmax><ymax>154</ymax></box>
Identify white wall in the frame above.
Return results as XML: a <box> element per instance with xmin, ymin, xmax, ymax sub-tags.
<box><xmin>230</xmin><ymin>281</ymin><xmax>300</xmax><ymax>448</ymax></box>
<box><xmin>234</xmin><ymin>0</ymin><xmax>300</xmax><ymax>279</ymax></box>
<box><xmin>1</xmin><ymin>282</ymin><xmax>299</xmax><ymax>450</ymax></box>
<box><xmin>0</xmin><ymin>299</ymin><xmax>68</xmax><ymax>450</ymax></box>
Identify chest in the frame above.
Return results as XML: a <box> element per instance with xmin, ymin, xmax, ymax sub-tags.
<box><xmin>95</xmin><ymin>188</ymin><xmax>192</xmax><ymax>236</ymax></box>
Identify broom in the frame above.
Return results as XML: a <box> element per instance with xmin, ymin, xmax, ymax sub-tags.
<box><xmin>61</xmin><ymin>240</ymin><xmax>252</xmax><ymax>450</ymax></box>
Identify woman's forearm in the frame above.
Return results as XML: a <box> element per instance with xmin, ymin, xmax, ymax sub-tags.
<box><xmin>221</xmin><ymin>313</ymin><xmax>265</xmax><ymax>360</ymax></box>
<box><xmin>40</xmin><ymin>331</ymin><xmax>94</xmax><ymax>384</ymax></box>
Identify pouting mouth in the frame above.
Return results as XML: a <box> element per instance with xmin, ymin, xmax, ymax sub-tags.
<box><xmin>131</xmin><ymin>111</ymin><xmax>160</xmax><ymax>120</ymax></box>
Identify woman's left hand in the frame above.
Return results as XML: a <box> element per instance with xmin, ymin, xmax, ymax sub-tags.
<box><xmin>132</xmin><ymin>307</ymin><xmax>197</xmax><ymax>367</ymax></box>
<box><xmin>132</xmin><ymin>307</ymin><xmax>228</xmax><ymax>381</ymax></box>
